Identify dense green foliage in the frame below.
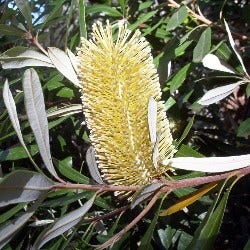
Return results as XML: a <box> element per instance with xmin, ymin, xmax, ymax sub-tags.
<box><xmin>0</xmin><ymin>0</ymin><xmax>250</xmax><ymax>249</ymax></box>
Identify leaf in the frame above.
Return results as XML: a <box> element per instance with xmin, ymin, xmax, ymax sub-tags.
<box><xmin>56</xmin><ymin>87</ymin><xmax>74</xmax><ymax>98</ymax></box>
<box><xmin>148</xmin><ymin>97</ymin><xmax>157</xmax><ymax>144</ymax></box>
<box><xmin>193</xmin><ymin>27</ymin><xmax>211</xmax><ymax>63</ymax></box>
<box><xmin>0</xmin><ymin>24</ymin><xmax>24</xmax><ymax>36</ymax></box>
<box><xmin>243</xmin><ymin>238</ymin><xmax>250</xmax><ymax>250</ymax></box>
<box><xmin>33</xmin><ymin>195</ymin><xmax>96</xmax><ymax>249</ymax></box>
<box><xmin>176</xmin><ymin>116</ymin><xmax>195</xmax><ymax>147</ymax></box>
<box><xmin>202</xmin><ymin>54</ymin><xmax>236</xmax><ymax>74</ymax></box>
<box><xmin>79</xmin><ymin>0</ymin><xmax>87</xmax><ymax>38</ymax></box>
<box><xmin>0</xmin><ymin>203</ymin><xmax>26</xmax><ymax>224</ymax></box>
<box><xmin>169</xmin><ymin>63</ymin><xmax>191</xmax><ymax>94</ymax></box>
<box><xmin>187</xmin><ymin>179</ymin><xmax>236</xmax><ymax>250</ymax></box>
<box><xmin>166</xmin><ymin>153</ymin><xmax>250</xmax><ymax>172</ymax></box>
<box><xmin>138</xmin><ymin>196</ymin><xmax>166</xmax><ymax>250</ymax></box>
<box><xmin>47</xmin><ymin>104</ymin><xmax>82</xmax><ymax>119</ymax></box>
<box><xmin>160</xmin><ymin>182</ymin><xmax>218</xmax><ymax>216</ymax></box>
<box><xmin>166</xmin><ymin>5</ymin><xmax>188</xmax><ymax>31</ymax></box>
<box><xmin>0</xmin><ymin>198</ymin><xmax>42</xmax><ymax>249</ymax></box>
<box><xmin>66</xmin><ymin>48</ymin><xmax>78</xmax><ymax>72</ymax></box>
<box><xmin>47</xmin><ymin>47</ymin><xmax>80</xmax><ymax>87</ymax></box>
<box><xmin>0</xmin><ymin>144</ymin><xmax>38</xmax><ymax>161</ymax></box>
<box><xmin>86</xmin><ymin>146</ymin><xmax>104</xmax><ymax>184</ymax></box>
<box><xmin>175</xmin><ymin>144</ymin><xmax>203</xmax><ymax>158</ymax></box>
<box><xmin>237</xmin><ymin>118</ymin><xmax>250</xmax><ymax>137</ymax></box>
<box><xmin>197</xmin><ymin>82</ymin><xmax>240</xmax><ymax>105</ymax></box>
<box><xmin>0</xmin><ymin>170</ymin><xmax>53</xmax><ymax>207</ymax></box>
<box><xmin>54</xmin><ymin>157</ymin><xmax>89</xmax><ymax>184</ymax></box>
<box><xmin>15</xmin><ymin>0</ymin><xmax>33</xmax><ymax>30</ymax></box>
<box><xmin>164</xmin><ymin>96</ymin><xmax>176</xmax><ymax>111</ymax></box>
<box><xmin>224</xmin><ymin>19</ymin><xmax>248</xmax><ymax>76</ymax></box>
<box><xmin>131</xmin><ymin>183</ymin><xmax>163</xmax><ymax>209</ymax></box>
<box><xmin>86</xmin><ymin>4</ymin><xmax>122</xmax><ymax>17</ymax></box>
<box><xmin>0</xmin><ymin>46</ymin><xmax>54</xmax><ymax>69</ymax></box>
<box><xmin>23</xmin><ymin>68</ymin><xmax>61</xmax><ymax>181</ymax></box>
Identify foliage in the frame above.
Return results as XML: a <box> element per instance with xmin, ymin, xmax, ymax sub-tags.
<box><xmin>0</xmin><ymin>0</ymin><xmax>250</xmax><ymax>249</ymax></box>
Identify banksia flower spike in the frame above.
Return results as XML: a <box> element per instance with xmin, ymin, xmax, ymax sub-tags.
<box><xmin>77</xmin><ymin>21</ymin><xmax>176</xmax><ymax>187</ymax></box>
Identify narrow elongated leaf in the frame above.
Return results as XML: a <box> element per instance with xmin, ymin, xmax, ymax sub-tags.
<box><xmin>0</xmin><ymin>144</ymin><xmax>38</xmax><ymax>161</ymax></box>
<box><xmin>79</xmin><ymin>0</ymin><xmax>87</xmax><ymax>38</ymax></box>
<box><xmin>47</xmin><ymin>47</ymin><xmax>80</xmax><ymax>87</ymax></box>
<box><xmin>169</xmin><ymin>63</ymin><xmax>191</xmax><ymax>94</ymax></box>
<box><xmin>66</xmin><ymin>48</ymin><xmax>78</xmax><ymax>72</ymax></box>
<box><xmin>0</xmin><ymin>203</ymin><xmax>26</xmax><ymax>224</ymax></box>
<box><xmin>131</xmin><ymin>183</ymin><xmax>163</xmax><ymax>209</ymax></box>
<box><xmin>166</xmin><ymin>153</ymin><xmax>250</xmax><ymax>172</ymax></box>
<box><xmin>187</xmin><ymin>180</ymin><xmax>236</xmax><ymax>250</ymax></box>
<box><xmin>193</xmin><ymin>28</ymin><xmax>211</xmax><ymax>63</ymax></box>
<box><xmin>0</xmin><ymin>46</ymin><xmax>54</xmax><ymax>69</ymax></box>
<box><xmin>33</xmin><ymin>195</ymin><xmax>96</xmax><ymax>249</ymax></box>
<box><xmin>148</xmin><ymin>97</ymin><xmax>157</xmax><ymax>144</ymax></box>
<box><xmin>86</xmin><ymin>4</ymin><xmax>122</xmax><ymax>17</ymax></box>
<box><xmin>176</xmin><ymin>116</ymin><xmax>195</xmax><ymax>147</ymax></box>
<box><xmin>0</xmin><ymin>170</ymin><xmax>53</xmax><ymax>207</ymax></box>
<box><xmin>224</xmin><ymin>20</ymin><xmax>248</xmax><ymax>76</ymax></box>
<box><xmin>202</xmin><ymin>54</ymin><xmax>236</xmax><ymax>74</ymax></box>
<box><xmin>86</xmin><ymin>146</ymin><xmax>104</xmax><ymax>184</ymax></box>
<box><xmin>237</xmin><ymin>118</ymin><xmax>250</xmax><ymax>137</ymax></box>
<box><xmin>160</xmin><ymin>182</ymin><xmax>218</xmax><ymax>216</ymax></box>
<box><xmin>197</xmin><ymin>82</ymin><xmax>240</xmax><ymax>105</ymax></box>
<box><xmin>166</xmin><ymin>5</ymin><xmax>188</xmax><ymax>31</ymax></box>
<box><xmin>15</xmin><ymin>0</ymin><xmax>32</xmax><ymax>30</ymax></box>
<box><xmin>47</xmin><ymin>104</ymin><xmax>82</xmax><ymax>119</ymax></box>
<box><xmin>23</xmin><ymin>69</ymin><xmax>61</xmax><ymax>181</ymax></box>
<box><xmin>0</xmin><ymin>24</ymin><xmax>24</xmax><ymax>36</ymax></box>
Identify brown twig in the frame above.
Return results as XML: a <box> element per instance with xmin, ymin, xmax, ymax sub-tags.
<box><xmin>95</xmin><ymin>190</ymin><xmax>162</xmax><ymax>250</ymax></box>
<box><xmin>54</xmin><ymin>165</ymin><xmax>250</xmax><ymax>193</ymax></box>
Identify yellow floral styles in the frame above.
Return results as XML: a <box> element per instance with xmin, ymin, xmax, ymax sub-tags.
<box><xmin>77</xmin><ymin>21</ymin><xmax>176</xmax><ymax>187</ymax></box>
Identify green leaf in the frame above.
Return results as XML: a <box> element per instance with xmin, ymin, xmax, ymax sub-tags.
<box><xmin>0</xmin><ymin>46</ymin><xmax>54</xmax><ymax>69</ymax></box>
<box><xmin>166</xmin><ymin>5</ymin><xmax>188</xmax><ymax>31</ymax></box>
<box><xmin>175</xmin><ymin>144</ymin><xmax>204</xmax><ymax>157</ymax></box>
<box><xmin>33</xmin><ymin>194</ymin><xmax>96</xmax><ymax>249</ymax></box>
<box><xmin>0</xmin><ymin>203</ymin><xmax>26</xmax><ymax>224</ymax></box>
<box><xmin>0</xmin><ymin>144</ymin><xmax>38</xmax><ymax>161</ymax></box>
<box><xmin>86</xmin><ymin>4</ymin><xmax>122</xmax><ymax>17</ymax></box>
<box><xmin>246</xmin><ymin>83</ymin><xmax>250</xmax><ymax>97</ymax></box>
<box><xmin>164</xmin><ymin>96</ymin><xmax>176</xmax><ymax>111</ymax></box>
<box><xmin>0</xmin><ymin>170</ymin><xmax>53</xmax><ymax>207</ymax></box>
<box><xmin>0</xmin><ymin>198</ymin><xmax>42</xmax><ymax>249</ymax></box>
<box><xmin>47</xmin><ymin>47</ymin><xmax>80</xmax><ymax>87</ymax></box>
<box><xmin>176</xmin><ymin>116</ymin><xmax>194</xmax><ymax>147</ymax></box>
<box><xmin>15</xmin><ymin>0</ymin><xmax>33</xmax><ymax>31</ymax></box>
<box><xmin>128</xmin><ymin>11</ymin><xmax>157</xmax><ymax>31</ymax></box>
<box><xmin>193</xmin><ymin>27</ymin><xmax>211</xmax><ymax>63</ymax></box>
<box><xmin>243</xmin><ymin>238</ymin><xmax>250</xmax><ymax>250</ymax></box>
<box><xmin>237</xmin><ymin>118</ymin><xmax>250</xmax><ymax>137</ymax></box>
<box><xmin>56</xmin><ymin>87</ymin><xmax>75</xmax><ymax>98</ymax></box>
<box><xmin>23</xmin><ymin>68</ymin><xmax>61</xmax><ymax>181</ymax></box>
<box><xmin>0</xmin><ymin>24</ymin><xmax>24</xmax><ymax>36</ymax></box>
<box><xmin>79</xmin><ymin>0</ymin><xmax>87</xmax><ymax>38</ymax></box>
<box><xmin>47</xmin><ymin>104</ymin><xmax>82</xmax><ymax>119</ymax></box>
<box><xmin>187</xmin><ymin>179</ymin><xmax>236</xmax><ymax>250</ymax></box>
<box><xmin>54</xmin><ymin>157</ymin><xmax>89</xmax><ymax>184</ymax></box>
<box><xmin>169</xmin><ymin>63</ymin><xmax>191</xmax><ymax>94</ymax></box>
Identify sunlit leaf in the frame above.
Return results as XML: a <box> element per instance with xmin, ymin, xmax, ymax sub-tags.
<box><xmin>224</xmin><ymin>19</ymin><xmax>248</xmax><ymax>76</ymax></box>
<box><xmin>160</xmin><ymin>182</ymin><xmax>218</xmax><ymax>216</ymax></box>
<box><xmin>66</xmin><ymin>48</ymin><xmax>78</xmax><ymax>72</ymax></box>
<box><xmin>47</xmin><ymin>104</ymin><xmax>82</xmax><ymax>119</ymax></box>
<box><xmin>202</xmin><ymin>54</ymin><xmax>236</xmax><ymax>74</ymax></box>
<box><xmin>193</xmin><ymin>28</ymin><xmax>211</xmax><ymax>63</ymax></box>
<box><xmin>47</xmin><ymin>47</ymin><xmax>80</xmax><ymax>87</ymax></box>
<box><xmin>33</xmin><ymin>194</ymin><xmax>96</xmax><ymax>249</ymax></box>
<box><xmin>131</xmin><ymin>183</ymin><xmax>163</xmax><ymax>209</ymax></box>
<box><xmin>197</xmin><ymin>82</ymin><xmax>240</xmax><ymax>105</ymax></box>
<box><xmin>166</xmin><ymin>153</ymin><xmax>250</xmax><ymax>172</ymax></box>
<box><xmin>166</xmin><ymin>5</ymin><xmax>188</xmax><ymax>31</ymax></box>
<box><xmin>86</xmin><ymin>146</ymin><xmax>104</xmax><ymax>184</ymax></box>
<box><xmin>0</xmin><ymin>46</ymin><xmax>54</xmax><ymax>69</ymax></box>
<box><xmin>23</xmin><ymin>68</ymin><xmax>61</xmax><ymax>181</ymax></box>
<box><xmin>86</xmin><ymin>4</ymin><xmax>122</xmax><ymax>17</ymax></box>
<box><xmin>0</xmin><ymin>170</ymin><xmax>53</xmax><ymax>207</ymax></box>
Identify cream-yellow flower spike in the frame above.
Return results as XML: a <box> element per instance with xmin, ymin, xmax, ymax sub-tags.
<box><xmin>77</xmin><ymin>21</ymin><xmax>176</xmax><ymax>187</ymax></box>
